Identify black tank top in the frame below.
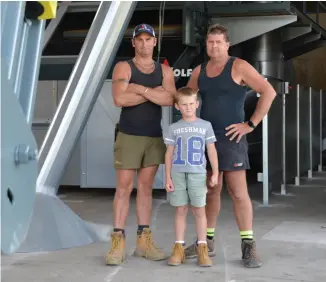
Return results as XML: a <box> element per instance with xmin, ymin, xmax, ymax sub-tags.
<box><xmin>118</xmin><ymin>60</ymin><xmax>163</xmax><ymax>137</ymax></box>
<box><xmin>198</xmin><ymin>57</ymin><xmax>246</xmax><ymax>135</ymax></box>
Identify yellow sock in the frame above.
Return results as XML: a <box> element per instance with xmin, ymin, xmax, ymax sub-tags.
<box><xmin>207</xmin><ymin>228</ymin><xmax>215</xmax><ymax>239</ymax></box>
<box><xmin>240</xmin><ymin>230</ymin><xmax>253</xmax><ymax>240</ymax></box>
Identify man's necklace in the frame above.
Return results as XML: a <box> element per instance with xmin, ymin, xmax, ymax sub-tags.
<box><xmin>133</xmin><ymin>58</ymin><xmax>155</xmax><ymax>69</ymax></box>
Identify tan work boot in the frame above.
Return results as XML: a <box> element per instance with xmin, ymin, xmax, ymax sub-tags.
<box><xmin>134</xmin><ymin>228</ymin><xmax>165</xmax><ymax>260</ymax></box>
<box><xmin>197</xmin><ymin>243</ymin><xmax>212</xmax><ymax>267</ymax></box>
<box><xmin>105</xmin><ymin>231</ymin><xmax>126</xmax><ymax>265</ymax></box>
<box><xmin>242</xmin><ymin>239</ymin><xmax>263</xmax><ymax>268</ymax></box>
<box><xmin>185</xmin><ymin>238</ymin><xmax>216</xmax><ymax>259</ymax></box>
<box><xmin>167</xmin><ymin>243</ymin><xmax>185</xmax><ymax>266</ymax></box>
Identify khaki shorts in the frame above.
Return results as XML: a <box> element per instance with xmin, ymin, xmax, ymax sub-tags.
<box><xmin>168</xmin><ymin>172</ymin><xmax>207</xmax><ymax>208</ymax></box>
<box><xmin>114</xmin><ymin>131</ymin><xmax>166</xmax><ymax>169</ymax></box>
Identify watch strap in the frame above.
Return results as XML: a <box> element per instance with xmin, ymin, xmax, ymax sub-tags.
<box><xmin>247</xmin><ymin>120</ymin><xmax>256</xmax><ymax>129</ymax></box>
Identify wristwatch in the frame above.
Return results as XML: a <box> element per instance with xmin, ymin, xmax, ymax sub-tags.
<box><xmin>247</xmin><ymin>120</ymin><xmax>256</xmax><ymax>129</ymax></box>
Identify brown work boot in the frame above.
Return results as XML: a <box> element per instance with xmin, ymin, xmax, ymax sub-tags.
<box><xmin>167</xmin><ymin>243</ymin><xmax>185</xmax><ymax>266</ymax></box>
<box><xmin>197</xmin><ymin>243</ymin><xmax>212</xmax><ymax>267</ymax></box>
<box><xmin>134</xmin><ymin>228</ymin><xmax>166</xmax><ymax>260</ymax></box>
<box><xmin>185</xmin><ymin>238</ymin><xmax>216</xmax><ymax>259</ymax></box>
<box><xmin>242</xmin><ymin>240</ymin><xmax>263</xmax><ymax>268</ymax></box>
<box><xmin>105</xmin><ymin>231</ymin><xmax>126</xmax><ymax>265</ymax></box>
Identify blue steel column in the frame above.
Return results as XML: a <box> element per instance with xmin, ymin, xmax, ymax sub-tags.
<box><xmin>19</xmin><ymin>19</ymin><xmax>45</xmax><ymax>125</ymax></box>
<box><xmin>18</xmin><ymin>1</ymin><xmax>137</xmax><ymax>253</ymax></box>
<box><xmin>1</xmin><ymin>1</ymin><xmax>45</xmax><ymax>255</ymax></box>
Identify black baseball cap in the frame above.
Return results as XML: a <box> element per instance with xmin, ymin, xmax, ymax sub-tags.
<box><xmin>133</xmin><ymin>23</ymin><xmax>156</xmax><ymax>38</ymax></box>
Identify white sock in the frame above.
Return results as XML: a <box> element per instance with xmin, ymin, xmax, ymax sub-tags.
<box><xmin>197</xmin><ymin>241</ymin><xmax>207</xmax><ymax>244</ymax></box>
<box><xmin>175</xmin><ymin>240</ymin><xmax>185</xmax><ymax>244</ymax></box>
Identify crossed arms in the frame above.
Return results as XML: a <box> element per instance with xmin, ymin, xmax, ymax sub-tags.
<box><xmin>112</xmin><ymin>61</ymin><xmax>176</xmax><ymax>107</ymax></box>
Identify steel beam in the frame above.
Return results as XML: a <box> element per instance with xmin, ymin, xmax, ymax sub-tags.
<box><xmin>283</xmin><ymin>32</ymin><xmax>322</xmax><ymax>52</ymax></box>
<box><xmin>43</xmin><ymin>1</ymin><xmax>70</xmax><ymax>50</ymax></box>
<box><xmin>61</xmin><ymin>1</ymin><xmax>184</xmax><ymax>13</ymax></box>
<box><xmin>291</xmin><ymin>6</ymin><xmax>326</xmax><ymax>36</ymax></box>
<box><xmin>37</xmin><ymin>2</ymin><xmax>136</xmax><ymax>178</ymax></box>
<box><xmin>63</xmin><ymin>24</ymin><xmax>182</xmax><ymax>39</ymax></box>
<box><xmin>283</xmin><ymin>39</ymin><xmax>326</xmax><ymax>60</ymax></box>
<box><xmin>210</xmin><ymin>15</ymin><xmax>297</xmax><ymax>46</ymax></box>
<box><xmin>281</xmin><ymin>25</ymin><xmax>312</xmax><ymax>42</ymax></box>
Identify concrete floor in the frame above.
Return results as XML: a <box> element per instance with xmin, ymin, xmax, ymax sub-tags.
<box><xmin>2</xmin><ymin>171</ymin><xmax>326</xmax><ymax>282</ymax></box>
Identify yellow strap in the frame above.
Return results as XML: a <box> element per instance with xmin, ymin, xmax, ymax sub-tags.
<box><xmin>240</xmin><ymin>230</ymin><xmax>253</xmax><ymax>236</ymax></box>
<box><xmin>38</xmin><ymin>1</ymin><xmax>58</xmax><ymax>20</ymax></box>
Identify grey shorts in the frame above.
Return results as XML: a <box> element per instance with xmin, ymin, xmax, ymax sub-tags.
<box><xmin>206</xmin><ymin>134</ymin><xmax>250</xmax><ymax>171</ymax></box>
<box><xmin>168</xmin><ymin>172</ymin><xmax>207</xmax><ymax>208</ymax></box>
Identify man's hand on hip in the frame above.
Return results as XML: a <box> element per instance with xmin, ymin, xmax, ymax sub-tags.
<box><xmin>225</xmin><ymin>122</ymin><xmax>253</xmax><ymax>143</ymax></box>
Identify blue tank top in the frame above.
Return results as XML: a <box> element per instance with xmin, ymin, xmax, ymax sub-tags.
<box><xmin>198</xmin><ymin>57</ymin><xmax>247</xmax><ymax>135</ymax></box>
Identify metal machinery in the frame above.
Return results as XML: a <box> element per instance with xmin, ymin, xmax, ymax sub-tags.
<box><xmin>1</xmin><ymin>1</ymin><xmax>325</xmax><ymax>254</ymax></box>
<box><xmin>1</xmin><ymin>0</ymin><xmax>137</xmax><ymax>255</ymax></box>
<box><xmin>1</xmin><ymin>0</ymin><xmax>56</xmax><ymax>255</ymax></box>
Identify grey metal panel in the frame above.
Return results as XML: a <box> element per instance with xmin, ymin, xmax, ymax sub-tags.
<box><xmin>32</xmin><ymin>79</ymin><xmax>81</xmax><ymax>185</ymax></box>
<box><xmin>32</xmin><ymin>125</ymin><xmax>81</xmax><ymax>186</ymax></box>
<box><xmin>32</xmin><ymin>127</ymin><xmax>47</xmax><ymax>150</ymax></box>
<box><xmin>36</xmin><ymin>80</ymin><xmax>67</xmax><ymax>169</ymax></box>
<box><xmin>267</xmin><ymin>94</ymin><xmax>283</xmax><ymax>187</ymax></box>
<box><xmin>61</xmin><ymin>138</ymin><xmax>81</xmax><ymax>186</ymax></box>
<box><xmin>210</xmin><ymin>15</ymin><xmax>297</xmax><ymax>46</ymax></box>
<box><xmin>81</xmin><ymin>80</ymin><xmax>120</xmax><ymax>188</ymax></box>
<box><xmin>33</xmin><ymin>81</ymin><xmax>56</xmax><ymax>123</ymax></box>
<box><xmin>57</xmin><ymin>80</ymin><xmax>68</xmax><ymax>102</ymax></box>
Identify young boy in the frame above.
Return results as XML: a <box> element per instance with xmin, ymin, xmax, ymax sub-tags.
<box><xmin>163</xmin><ymin>87</ymin><xmax>219</xmax><ymax>267</ymax></box>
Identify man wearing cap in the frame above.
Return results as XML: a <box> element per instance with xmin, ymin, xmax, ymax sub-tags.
<box><xmin>105</xmin><ymin>24</ymin><xmax>176</xmax><ymax>265</ymax></box>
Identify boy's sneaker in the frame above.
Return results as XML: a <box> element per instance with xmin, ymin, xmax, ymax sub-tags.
<box><xmin>134</xmin><ymin>228</ymin><xmax>166</xmax><ymax>261</ymax></box>
<box><xmin>242</xmin><ymin>239</ymin><xmax>262</xmax><ymax>268</ymax></box>
<box><xmin>197</xmin><ymin>243</ymin><xmax>212</xmax><ymax>267</ymax></box>
<box><xmin>184</xmin><ymin>238</ymin><xmax>216</xmax><ymax>259</ymax></box>
<box><xmin>105</xmin><ymin>231</ymin><xmax>126</xmax><ymax>265</ymax></box>
<box><xmin>167</xmin><ymin>243</ymin><xmax>185</xmax><ymax>266</ymax></box>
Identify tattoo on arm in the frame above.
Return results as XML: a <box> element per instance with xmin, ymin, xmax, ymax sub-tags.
<box><xmin>112</xmin><ymin>78</ymin><xmax>129</xmax><ymax>84</ymax></box>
